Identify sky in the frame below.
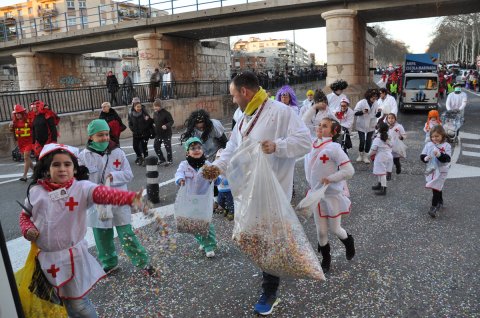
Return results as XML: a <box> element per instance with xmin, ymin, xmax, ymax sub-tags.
<box><xmin>230</xmin><ymin>17</ymin><xmax>442</xmax><ymax>64</ymax></box>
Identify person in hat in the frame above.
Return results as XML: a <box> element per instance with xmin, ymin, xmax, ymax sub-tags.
<box><xmin>18</xmin><ymin>143</ymin><xmax>145</xmax><ymax>317</ymax></box>
<box><xmin>78</xmin><ymin>119</ymin><xmax>154</xmax><ymax>276</ymax></box>
<box><xmin>302</xmin><ymin>89</ymin><xmax>315</xmax><ymax>109</ymax></box>
<box><xmin>10</xmin><ymin>104</ymin><xmax>34</xmax><ymax>181</ymax></box>
<box><xmin>327</xmin><ymin>79</ymin><xmax>349</xmax><ymax>112</ymax></box>
<box><xmin>423</xmin><ymin>110</ymin><xmax>441</xmax><ymax>143</ymax></box>
<box><xmin>446</xmin><ymin>82</ymin><xmax>468</xmax><ymax>114</ymax></box>
<box><xmin>174</xmin><ymin>137</ymin><xmax>219</xmax><ymax>257</ymax></box>
<box><xmin>334</xmin><ymin>97</ymin><xmax>354</xmax><ymax>154</ymax></box>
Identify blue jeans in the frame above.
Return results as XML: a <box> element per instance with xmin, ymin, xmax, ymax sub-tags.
<box><xmin>217</xmin><ymin>191</ymin><xmax>234</xmax><ymax>212</ymax></box>
<box><xmin>64</xmin><ymin>297</ymin><xmax>98</xmax><ymax>318</ymax></box>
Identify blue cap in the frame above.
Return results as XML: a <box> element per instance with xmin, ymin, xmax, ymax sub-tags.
<box><xmin>184</xmin><ymin>137</ymin><xmax>202</xmax><ymax>151</ymax></box>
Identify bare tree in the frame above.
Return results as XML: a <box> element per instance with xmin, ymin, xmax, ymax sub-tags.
<box><xmin>371</xmin><ymin>25</ymin><xmax>409</xmax><ymax>66</ymax></box>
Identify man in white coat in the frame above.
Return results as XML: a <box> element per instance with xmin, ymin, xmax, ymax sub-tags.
<box><xmin>376</xmin><ymin>87</ymin><xmax>398</xmax><ymax>123</ymax></box>
<box><xmin>203</xmin><ymin>71</ymin><xmax>311</xmax><ymax>316</ymax></box>
<box><xmin>446</xmin><ymin>83</ymin><xmax>468</xmax><ymax>113</ymax></box>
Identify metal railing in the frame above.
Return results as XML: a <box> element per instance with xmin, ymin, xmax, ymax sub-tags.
<box><xmin>0</xmin><ymin>74</ymin><xmax>325</xmax><ymax>122</ymax></box>
<box><xmin>0</xmin><ymin>0</ymin><xmax>259</xmax><ymax>42</ymax></box>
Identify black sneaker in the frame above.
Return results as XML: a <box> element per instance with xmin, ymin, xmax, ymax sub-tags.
<box><xmin>254</xmin><ymin>293</ymin><xmax>280</xmax><ymax>316</ymax></box>
<box><xmin>428</xmin><ymin>206</ymin><xmax>438</xmax><ymax>218</ymax></box>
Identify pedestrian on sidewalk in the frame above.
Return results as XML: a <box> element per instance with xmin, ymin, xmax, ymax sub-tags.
<box><xmin>353</xmin><ymin>88</ymin><xmax>381</xmax><ymax>164</ymax></box>
<box><xmin>149</xmin><ymin>68</ymin><xmax>161</xmax><ymax>102</ymax></box>
<box><xmin>175</xmin><ymin>137</ymin><xmax>219</xmax><ymax>258</ymax></box>
<box><xmin>122</xmin><ymin>71</ymin><xmax>134</xmax><ymax>105</ymax></box>
<box><xmin>78</xmin><ymin>119</ymin><xmax>154</xmax><ymax>276</ymax></box>
<box><xmin>152</xmin><ymin>98</ymin><xmax>174</xmax><ymax>166</ymax></box>
<box><xmin>369</xmin><ymin>122</ymin><xmax>393</xmax><ymax>195</ymax></box>
<box><xmin>202</xmin><ymin>71</ymin><xmax>311</xmax><ymax>316</ymax></box>
<box><xmin>10</xmin><ymin>104</ymin><xmax>34</xmax><ymax>181</ymax></box>
<box><xmin>128</xmin><ymin>97</ymin><xmax>153</xmax><ymax>166</ymax></box>
<box><xmin>421</xmin><ymin>125</ymin><xmax>451</xmax><ymax>218</ymax></box>
<box><xmin>106</xmin><ymin>71</ymin><xmax>120</xmax><ymax>106</ymax></box>
<box><xmin>387</xmin><ymin>113</ymin><xmax>406</xmax><ymax>174</ymax></box>
<box><xmin>18</xmin><ymin>143</ymin><xmax>145</xmax><ymax>318</ymax></box>
<box><xmin>304</xmin><ymin>117</ymin><xmax>355</xmax><ymax>273</ymax></box>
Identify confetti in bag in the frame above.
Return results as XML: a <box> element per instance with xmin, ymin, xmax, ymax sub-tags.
<box><xmin>97</xmin><ymin>178</ymin><xmax>114</xmax><ymax>221</ymax></box>
<box><xmin>228</xmin><ymin>142</ymin><xmax>325</xmax><ymax>280</ymax></box>
<box><xmin>15</xmin><ymin>242</ymin><xmax>67</xmax><ymax>318</ymax></box>
<box><xmin>174</xmin><ymin>183</ymin><xmax>214</xmax><ymax>236</ymax></box>
<box><xmin>392</xmin><ymin>138</ymin><xmax>407</xmax><ymax>158</ymax></box>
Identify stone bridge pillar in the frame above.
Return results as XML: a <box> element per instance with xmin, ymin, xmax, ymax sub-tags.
<box><xmin>322</xmin><ymin>9</ymin><xmax>374</xmax><ymax>104</ymax></box>
<box><xmin>134</xmin><ymin>33</ymin><xmax>163</xmax><ymax>83</ymax></box>
<box><xmin>12</xmin><ymin>52</ymin><xmax>42</xmax><ymax>91</ymax></box>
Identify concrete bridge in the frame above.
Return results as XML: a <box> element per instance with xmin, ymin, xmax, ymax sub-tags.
<box><xmin>2</xmin><ymin>0</ymin><xmax>479</xmax><ymax>92</ymax></box>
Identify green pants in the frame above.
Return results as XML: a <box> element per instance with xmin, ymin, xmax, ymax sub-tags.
<box><xmin>194</xmin><ymin>223</ymin><xmax>217</xmax><ymax>253</ymax></box>
<box><xmin>92</xmin><ymin>224</ymin><xmax>149</xmax><ymax>269</ymax></box>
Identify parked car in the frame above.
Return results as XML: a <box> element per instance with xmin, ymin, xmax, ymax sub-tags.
<box><xmin>455</xmin><ymin>69</ymin><xmax>469</xmax><ymax>85</ymax></box>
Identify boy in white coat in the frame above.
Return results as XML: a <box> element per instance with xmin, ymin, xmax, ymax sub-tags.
<box><xmin>78</xmin><ymin>119</ymin><xmax>153</xmax><ymax>275</ymax></box>
<box><xmin>354</xmin><ymin>88</ymin><xmax>381</xmax><ymax>163</ymax></box>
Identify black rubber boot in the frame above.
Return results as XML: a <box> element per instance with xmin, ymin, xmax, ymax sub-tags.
<box><xmin>393</xmin><ymin>158</ymin><xmax>401</xmax><ymax>174</ymax></box>
<box><xmin>340</xmin><ymin>234</ymin><xmax>355</xmax><ymax>260</ymax></box>
<box><xmin>317</xmin><ymin>243</ymin><xmax>331</xmax><ymax>273</ymax></box>
<box><xmin>372</xmin><ymin>182</ymin><xmax>381</xmax><ymax>190</ymax></box>
<box><xmin>375</xmin><ymin>186</ymin><xmax>387</xmax><ymax>195</ymax></box>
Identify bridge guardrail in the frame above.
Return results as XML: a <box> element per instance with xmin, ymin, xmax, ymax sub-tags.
<box><xmin>0</xmin><ymin>74</ymin><xmax>325</xmax><ymax>122</ymax></box>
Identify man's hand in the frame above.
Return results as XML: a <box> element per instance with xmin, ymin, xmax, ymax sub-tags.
<box><xmin>261</xmin><ymin>140</ymin><xmax>276</xmax><ymax>154</ymax></box>
<box><xmin>26</xmin><ymin>228</ymin><xmax>39</xmax><ymax>241</ymax></box>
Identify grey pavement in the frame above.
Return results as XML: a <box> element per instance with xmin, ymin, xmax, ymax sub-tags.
<box><xmin>1</xmin><ymin>89</ymin><xmax>479</xmax><ymax>317</ymax></box>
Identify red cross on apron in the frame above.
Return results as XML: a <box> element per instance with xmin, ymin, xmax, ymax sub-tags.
<box><xmin>319</xmin><ymin>154</ymin><xmax>330</xmax><ymax>164</ymax></box>
<box><xmin>47</xmin><ymin>264</ymin><xmax>60</xmax><ymax>278</ymax></box>
<box><xmin>113</xmin><ymin>159</ymin><xmax>121</xmax><ymax>168</ymax></box>
<box><xmin>65</xmin><ymin>197</ymin><xmax>78</xmax><ymax>211</ymax></box>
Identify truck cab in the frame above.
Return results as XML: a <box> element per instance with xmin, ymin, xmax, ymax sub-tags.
<box><xmin>399</xmin><ymin>72</ymin><xmax>439</xmax><ymax>112</ymax></box>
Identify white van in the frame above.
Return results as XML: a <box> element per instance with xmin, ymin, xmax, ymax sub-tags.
<box><xmin>399</xmin><ymin>72</ymin><xmax>439</xmax><ymax>112</ymax></box>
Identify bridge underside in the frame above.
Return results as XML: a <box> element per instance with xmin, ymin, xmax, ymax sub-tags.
<box><xmin>1</xmin><ymin>0</ymin><xmax>479</xmax><ymax>64</ymax></box>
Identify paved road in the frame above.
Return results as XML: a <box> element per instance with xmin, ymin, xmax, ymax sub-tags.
<box><xmin>1</xmin><ymin>89</ymin><xmax>479</xmax><ymax>317</ymax></box>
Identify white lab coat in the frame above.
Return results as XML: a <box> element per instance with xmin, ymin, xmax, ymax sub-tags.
<box><xmin>327</xmin><ymin>92</ymin><xmax>348</xmax><ymax>112</ymax></box>
<box><xmin>78</xmin><ymin>147</ymin><xmax>133</xmax><ymax>228</ymax></box>
<box><xmin>377</xmin><ymin>94</ymin><xmax>398</xmax><ymax>119</ymax></box>
<box><xmin>214</xmin><ymin>99</ymin><xmax>311</xmax><ymax>200</ymax></box>
<box><xmin>302</xmin><ymin>106</ymin><xmax>335</xmax><ymax>139</ymax></box>
<box><xmin>353</xmin><ymin>99</ymin><xmax>380</xmax><ymax>133</ymax></box>
<box><xmin>446</xmin><ymin>92</ymin><xmax>467</xmax><ymax>111</ymax></box>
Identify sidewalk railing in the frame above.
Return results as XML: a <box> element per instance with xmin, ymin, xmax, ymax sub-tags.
<box><xmin>0</xmin><ymin>74</ymin><xmax>324</xmax><ymax>122</ymax></box>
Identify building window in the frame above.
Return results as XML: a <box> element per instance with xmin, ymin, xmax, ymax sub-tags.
<box><xmin>67</xmin><ymin>1</ymin><xmax>75</xmax><ymax>9</ymax></box>
<box><xmin>28</xmin><ymin>7</ymin><xmax>32</xmax><ymax>14</ymax></box>
<box><xmin>5</xmin><ymin>12</ymin><xmax>12</xmax><ymax>18</ymax></box>
<box><xmin>67</xmin><ymin>17</ymin><xmax>77</xmax><ymax>25</ymax></box>
<box><xmin>79</xmin><ymin>1</ymin><xmax>86</xmax><ymax>8</ymax></box>
<box><xmin>100</xmin><ymin>19</ymin><xmax>106</xmax><ymax>25</ymax></box>
<box><xmin>17</xmin><ymin>10</ymin><xmax>22</xmax><ymax>16</ymax></box>
<box><xmin>45</xmin><ymin>4</ymin><xmax>49</xmax><ymax>9</ymax></box>
<box><xmin>81</xmin><ymin>16</ymin><xmax>88</xmax><ymax>25</ymax></box>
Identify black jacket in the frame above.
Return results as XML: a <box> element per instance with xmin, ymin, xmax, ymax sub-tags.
<box><xmin>153</xmin><ymin>109</ymin><xmax>174</xmax><ymax>138</ymax></box>
<box><xmin>32</xmin><ymin>113</ymin><xmax>57</xmax><ymax>145</ymax></box>
<box><xmin>128</xmin><ymin>106</ymin><xmax>153</xmax><ymax>139</ymax></box>
<box><xmin>106</xmin><ymin>75</ymin><xmax>119</xmax><ymax>93</ymax></box>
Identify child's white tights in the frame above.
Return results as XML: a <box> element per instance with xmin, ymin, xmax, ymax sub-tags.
<box><xmin>378</xmin><ymin>175</ymin><xmax>387</xmax><ymax>187</ymax></box>
<box><xmin>313</xmin><ymin>210</ymin><xmax>348</xmax><ymax>246</ymax></box>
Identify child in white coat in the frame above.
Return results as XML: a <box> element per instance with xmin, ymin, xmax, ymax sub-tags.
<box><xmin>354</xmin><ymin>89</ymin><xmax>381</xmax><ymax>163</ymax></box>
<box><xmin>421</xmin><ymin>125</ymin><xmax>451</xmax><ymax>218</ymax></box>
<box><xmin>175</xmin><ymin>137</ymin><xmax>218</xmax><ymax>257</ymax></box>
<box><xmin>334</xmin><ymin>97</ymin><xmax>354</xmax><ymax>154</ymax></box>
<box><xmin>304</xmin><ymin>117</ymin><xmax>355</xmax><ymax>273</ymax></box>
<box><xmin>369</xmin><ymin>122</ymin><xmax>393</xmax><ymax>195</ymax></box>
<box><xmin>387</xmin><ymin>113</ymin><xmax>407</xmax><ymax>175</ymax></box>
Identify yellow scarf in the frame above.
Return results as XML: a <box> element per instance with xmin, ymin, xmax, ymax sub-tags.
<box><xmin>244</xmin><ymin>87</ymin><xmax>268</xmax><ymax>116</ymax></box>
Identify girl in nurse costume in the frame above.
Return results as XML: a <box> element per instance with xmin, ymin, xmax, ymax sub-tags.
<box><xmin>369</xmin><ymin>122</ymin><xmax>393</xmax><ymax>195</ymax></box>
<box><xmin>18</xmin><ymin>143</ymin><xmax>144</xmax><ymax>318</ymax></box>
<box><xmin>420</xmin><ymin>125</ymin><xmax>451</xmax><ymax>218</ymax></box>
<box><xmin>304</xmin><ymin>117</ymin><xmax>355</xmax><ymax>273</ymax></box>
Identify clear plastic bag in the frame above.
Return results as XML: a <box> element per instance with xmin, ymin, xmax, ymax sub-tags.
<box><xmin>228</xmin><ymin>142</ymin><xmax>325</xmax><ymax>280</ymax></box>
<box><xmin>424</xmin><ymin>157</ymin><xmax>439</xmax><ymax>176</ymax></box>
<box><xmin>295</xmin><ymin>185</ymin><xmax>328</xmax><ymax>219</ymax></box>
<box><xmin>97</xmin><ymin>178</ymin><xmax>113</xmax><ymax>221</ymax></box>
<box><xmin>174</xmin><ymin>182</ymin><xmax>214</xmax><ymax>236</ymax></box>
<box><xmin>15</xmin><ymin>242</ymin><xmax>67</xmax><ymax>318</ymax></box>
<box><xmin>392</xmin><ymin>138</ymin><xmax>407</xmax><ymax>158</ymax></box>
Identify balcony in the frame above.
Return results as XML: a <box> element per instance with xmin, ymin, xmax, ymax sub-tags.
<box><xmin>4</xmin><ymin>17</ymin><xmax>16</xmax><ymax>26</ymax></box>
<box><xmin>41</xmin><ymin>8</ymin><xmax>58</xmax><ymax>17</ymax></box>
<box><xmin>118</xmin><ymin>9</ymin><xmax>148</xmax><ymax>20</ymax></box>
<box><xmin>41</xmin><ymin>21</ymin><xmax>60</xmax><ymax>31</ymax></box>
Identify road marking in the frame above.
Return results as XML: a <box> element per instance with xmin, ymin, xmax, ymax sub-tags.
<box><xmin>462</xmin><ymin>143</ymin><xmax>480</xmax><ymax>149</ymax></box>
<box><xmin>463</xmin><ymin>88</ymin><xmax>480</xmax><ymax>97</ymax></box>
<box><xmin>462</xmin><ymin>150</ymin><xmax>480</xmax><ymax>158</ymax></box>
<box><xmin>447</xmin><ymin>164</ymin><xmax>480</xmax><ymax>179</ymax></box>
<box><xmin>459</xmin><ymin>132</ymin><xmax>480</xmax><ymax>140</ymax></box>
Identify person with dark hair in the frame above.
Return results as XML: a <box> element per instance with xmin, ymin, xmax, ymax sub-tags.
<box><xmin>18</xmin><ymin>143</ymin><xmax>144</xmax><ymax>318</ymax></box>
<box><xmin>106</xmin><ymin>71</ymin><xmax>120</xmax><ymax>106</ymax></box>
<box><xmin>353</xmin><ymin>88</ymin><xmax>381</xmax><ymax>163</ymax></box>
<box><xmin>162</xmin><ymin>66</ymin><xmax>174</xmax><ymax>100</ymax></box>
<box><xmin>301</xmin><ymin>88</ymin><xmax>335</xmax><ymax>138</ymax></box>
<box><xmin>369</xmin><ymin>122</ymin><xmax>393</xmax><ymax>195</ymax></box>
<box><xmin>152</xmin><ymin>98</ymin><xmax>174</xmax><ymax>166</ymax></box>
<box><xmin>180</xmin><ymin>109</ymin><xmax>227</xmax><ymax>161</ymax></box>
<box><xmin>99</xmin><ymin>102</ymin><xmax>127</xmax><ymax>146</ymax></box>
<box><xmin>122</xmin><ymin>71</ymin><xmax>134</xmax><ymax>105</ymax></box>
<box><xmin>128</xmin><ymin>97</ymin><xmax>153</xmax><ymax>166</ymax></box>
<box><xmin>327</xmin><ymin>79</ymin><xmax>348</xmax><ymax>112</ymax></box>
<box><xmin>334</xmin><ymin>97</ymin><xmax>355</xmax><ymax>154</ymax></box>
<box><xmin>421</xmin><ymin>125</ymin><xmax>451</xmax><ymax>218</ymax></box>
<box><xmin>275</xmin><ymin>85</ymin><xmax>299</xmax><ymax>115</ymax></box>
<box><xmin>376</xmin><ymin>87</ymin><xmax>398</xmax><ymax>123</ymax></box>
<box><xmin>149</xmin><ymin>68</ymin><xmax>161</xmax><ymax>102</ymax></box>
<box><xmin>201</xmin><ymin>71</ymin><xmax>311</xmax><ymax>316</ymax></box>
